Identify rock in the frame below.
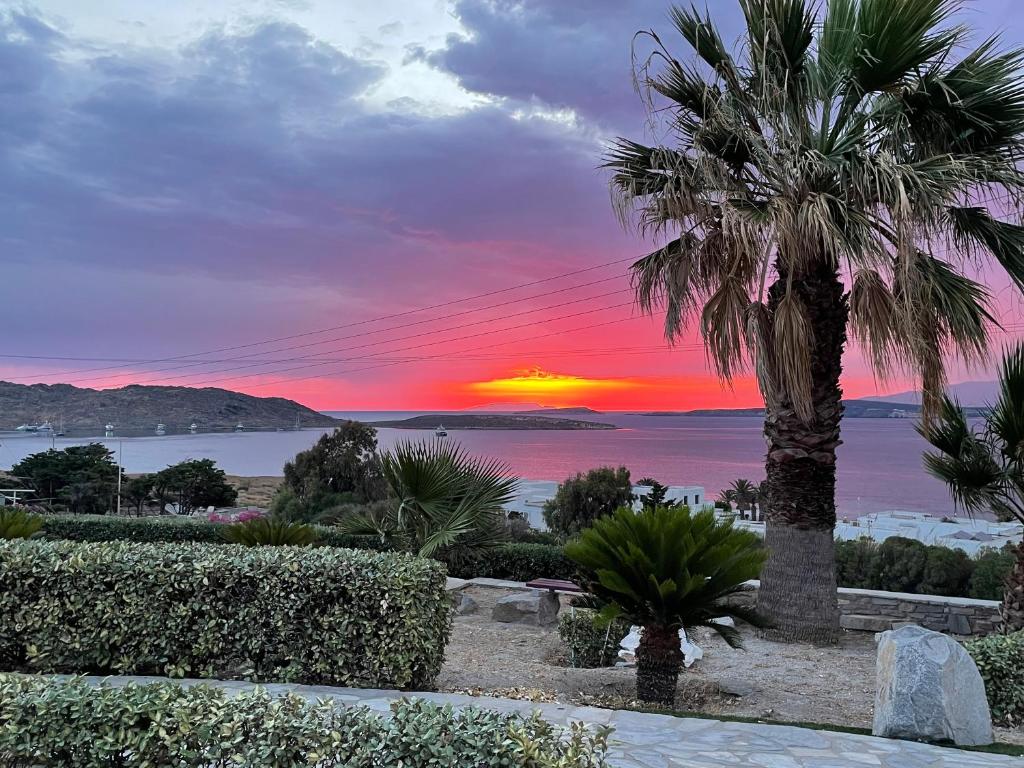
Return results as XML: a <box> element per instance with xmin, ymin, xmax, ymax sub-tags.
<box><xmin>872</xmin><ymin>625</ymin><xmax>993</xmax><ymax>746</ymax></box>
<box><xmin>841</xmin><ymin>614</ymin><xmax>896</xmax><ymax>632</ymax></box>
<box><xmin>947</xmin><ymin>613</ymin><xmax>972</xmax><ymax>636</ymax></box>
<box><xmin>717</xmin><ymin>678</ymin><xmax>755</xmax><ymax>697</ymax></box>
<box><xmin>491</xmin><ymin>591</ymin><xmax>559</xmax><ymax>626</ymax></box>
<box><xmin>445</xmin><ymin>577</ymin><xmax>469</xmax><ymax>592</ymax></box>
<box><xmin>454</xmin><ymin>592</ymin><xmax>478</xmax><ymax>616</ymax></box>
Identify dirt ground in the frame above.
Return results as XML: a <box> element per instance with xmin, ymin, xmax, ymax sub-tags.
<box><xmin>439</xmin><ymin>586</ymin><xmax>1024</xmax><ymax>745</ymax></box>
<box><xmin>225</xmin><ymin>475</ymin><xmax>283</xmax><ymax>507</ymax></box>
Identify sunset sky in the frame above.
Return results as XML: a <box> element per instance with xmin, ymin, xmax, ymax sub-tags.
<box><xmin>4</xmin><ymin>0</ymin><xmax>1024</xmax><ymax>411</ymax></box>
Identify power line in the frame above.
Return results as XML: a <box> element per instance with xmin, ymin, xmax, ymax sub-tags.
<box><xmin>12</xmin><ymin>256</ymin><xmax>636</xmax><ymax>382</ymax></box>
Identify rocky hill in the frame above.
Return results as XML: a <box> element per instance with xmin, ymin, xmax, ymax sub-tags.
<box><xmin>0</xmin><ymin>382</ymin><xmax>338</xmax><ymax>433</ymax></box>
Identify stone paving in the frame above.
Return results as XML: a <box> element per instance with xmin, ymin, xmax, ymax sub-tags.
<box><xmin>74</xmin><ymin>676</ymin><xmax>1018</xmax><ymax>767</ymax></box>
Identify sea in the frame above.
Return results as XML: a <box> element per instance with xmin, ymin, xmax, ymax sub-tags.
<box><xmin>0</xmin><ymin>411</ymin><xmax>964</xmax><ymax>520</ymax></box>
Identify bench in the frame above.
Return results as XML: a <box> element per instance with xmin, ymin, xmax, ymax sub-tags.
<box><xmin>524</xmin><ymin>578</ymin><xmax>583</xmax><ymax>594</ymax></box>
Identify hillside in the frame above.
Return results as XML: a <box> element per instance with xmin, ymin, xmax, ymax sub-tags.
<box><xmin>368</xmin><ymin>414</ymin><xmax>616</xmax><ymax>430</ymax></box>
<box><xmin>0</xmin><ymin>382</ymin><xmax>338</xmax><ymax>433</ymax></box>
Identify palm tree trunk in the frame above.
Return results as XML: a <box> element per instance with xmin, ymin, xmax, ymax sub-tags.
<box><xmin>756</xmin><ymin>263</ymin><xmax>847</xmax><ymax>644</ymax></box>
<box><xmin>1001</xmin><ymin>542</ymin><xmax>1024</xmax><ymax>632</ymax></box>
<box><xmin>635</xmin><ymin>624</ymin><xmax>682</xmax><ymax>706</ymax></box>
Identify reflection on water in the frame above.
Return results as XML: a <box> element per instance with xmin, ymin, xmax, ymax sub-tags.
<box><xmin>0</xmin><ymin>412</ymin><xmax>959</xmax><ymax>518</ymax></box>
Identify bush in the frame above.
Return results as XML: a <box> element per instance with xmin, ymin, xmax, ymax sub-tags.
<box><xmin>919</xmin><ymin>545</ymin><xmax>973</xmax><ymax>596</ymax></box>
<box><xmin>870</xmin><ymin>537</ymin><xmax>929</xmax><ymax>593</ymax></box>
<box><xmin>0</xmin><ymin>509</ymin><xmax>43</xmax><ymax>540</ymax></box>
<box><xmin>447</xmin><ymin>543</ymin><xmax>579</xmax><ymax>582</ymax></box>
<box><xmin>558</xmin><ymin>609</ymin><xmax>630</xmax><ymax>668</ymax></box>
<box><xmin>0</xmin><ymin>540</ymin><xmax>451</xmax><ymax>689</ymax></box>
<box><xmin>966</xmin><ymin>631</ymin><xmax>1024</xmax><ymax>725</ymax></box>
<box><xmin>834</xmin><ymin>538</ymin><xmax>879</xmax><ymax>589</ymax></box>
<box><xmin>0</xmin><ymin>677</ymin><xmax>610</xmax><ymax>768</ymax></box>
<box><xmin>543</xmin><ymin>467</ymin><xmax>633</xmax><ymax>538</ymax></box>
<box><xmin>221</xmin><ymin>516</ymin><xmax>320</xmax><ymax>546</ymax></box>
<box><xmin>970</xmin><ymin>547</ymin><xmax>1015</xmax><ymax>600</ymax></box>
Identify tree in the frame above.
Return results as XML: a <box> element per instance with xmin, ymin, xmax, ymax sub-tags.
<box><xmin>565</xmin><ymin>505</ymin><xmax>766</xmax><ymax>705</ymax></box>
<box><xmin>11</xmin><ymin>444</ymin><xmax>120</xmax><ymax>515</ymax></box>
<box><xmin>726</xmin><ymin>479</ymin><xmax>758</xmax><ymax>515</ymax></box>
<box><xmin>637</xmin><ymin>479</ymin><xmax>680</xmax><ymax>510</ymax></box>
<box><xmin>123</xmin><ymin>475</ymin><xmax>154</xmax><ymax>517</ymax></box>
<box><xmin>919</xmin><ymin>342</ymin><xmax>1024</xmax><ymax>629</ymax></box>
<box><xmin>153</xmin><ymin>459</ymin><xmax>237</xmax><ymax>516</ymax></box>
<box><xmin>608</xmin><ymin>1</ymin><xmax>1024</xmax><ymax>642</ymax></box>
<box><xmin>543</xmin><ymin>467</ymin><xmax>634</xmax><ymax>537</ymax></box>
<box><xmin>281</xmin><ymin>421</ymin><xmax>388</xmax><ymax>514</ymax></box>
<box><xmin>339</xmin><ymin>440</ymin><xmax>518</xmax><ymax>565</ymax></box>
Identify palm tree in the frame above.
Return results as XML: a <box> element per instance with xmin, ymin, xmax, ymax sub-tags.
<box><xmin>918</xmin><ymin>343</ymin><xmax>1024</xmax><ymax>630</ymax></box>
<box><xmin>339</xmin><ymin>440</ymin><xmax>518</xmax><ymax>565</ymax></box>
<box><xmin>728</xmin><ymin>479</ymin><xmax>758</xmax><ymax>515</ymax></box>
<box><xmin>565</xmin><ymin>505</ymin><xmax>766</xmax><ymax>706</ymax></box>
<box><xmin>608</xmin><ymin>0</ymin><xmax>1024</xmax><ymax>642</ymax></box>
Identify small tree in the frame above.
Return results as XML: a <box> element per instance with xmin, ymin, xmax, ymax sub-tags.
<box><xmin>153</xmin><ymin>459</ymin><xmax>237</xmax><ymax>516</ymax></box>
<box><xmin>283</xmin><ymin>421</ymin><xmax>387</xmax><ymax>507</ymax></box>
<box><xmin>123</xmin><ymin>475</ymin><xmax>154</xmax><ymax>517</ymax></box>
<box><xmin>543</xmin><ymin>467</ymin><xmax>633</xmax><ymax>537</ymax></box>
<box><xmin>566</xmin><ymin>505</ymin><xmax>766</xmax><ymax>706</ymax></box>
<box><xmin>11</xmin><ymin>444</ymin><xmax>119</xmax><ymax>514</ymax></box>
<box><xmin>919</xmin><ymin>343</ymin><xmax>1024</xmax><ymax>629</ymax></box>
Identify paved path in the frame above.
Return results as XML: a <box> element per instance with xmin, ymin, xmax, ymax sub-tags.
<box><xmin>73</xmin><ymin>676</ymin><xmax>1016</xmax><ymax>768</ymax></box>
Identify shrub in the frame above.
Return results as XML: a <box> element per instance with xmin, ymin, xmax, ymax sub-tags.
<box><xmin>283</xmin><ymin>421</ymin><xmax>389</xmax><ymax>509</ymax></box>
<box><xmin>543</xmin><ymin>467</ymin><xmax>633</xmax><ymax>538</ymax></box>
<box><xmin>11</xmin><ymin>443</ymin><xmax>120</xmax><ymax>514</ymax></box>
<box><xmin>447</xmin><ymin>543</ymin><xmax>578</xmax><ymax>582</ymax></box>
<box><xmin>558</xmin><ymin>609</ymin><xmax>630</xmax><ymax>668</ymax></box>
<box><xmin>221</xmin><ymin>516</ymin><xmax>320</xmax><ymax>546</ymax></box>
<box><xmin>919</xmin><ymin>545</ymin><xmax>973</xmax><ymax>596</ymax></box>
<box><xmin>152</xmin><ymin>459</ymin><xmax>237</xmax><ymax>516</ymax></box>
<box><xmin>834</xmin><ymin>538</ymin><xmax>880</xmax><ymax>589</ymax></box>
<box><xmin>966</xmin><ymin>631</ymin><xmax>1024</xmax><ymax>726</ymax></box>
<box><xmin>0</xmin><ymin>677</ymin><xmax>610</xmax><ymax>768</ymax></box>
<box><xmin>0</xmin><ymin>509</ymin><xmax>43</xmax><ymax>540</ymax></box>
<box><xmin>0</xmin><ymin>540</ymin><xmax>451</xmax><ymax>689</ymax></box>
<box><xmin>970</xmin><ymin>547</ymin><xmax>1015</xmax><ymax>600</ymax></box>
<box><xmin>870</xmin><ymin>536</ymin><xmax>929</xmax><ymax>593</ymax></box>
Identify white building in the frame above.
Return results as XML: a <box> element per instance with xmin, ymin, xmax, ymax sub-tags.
<box><xmin>505</xmin><ymin>480</ymin><xmax>711</xmax><ymax>531</ymax></box>
<box><xmin>834</xmin><ymin>510</ymin><xmax>1022</xmax><ymax>555</ymax></box>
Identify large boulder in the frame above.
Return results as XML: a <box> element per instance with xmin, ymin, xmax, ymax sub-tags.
<box><xmin>873</xmin><ymin>625</ymin><xmax>993</xmax><ymax>746</ymax></box>
<box><xmin>491</xmin><ymin>591</ymin><xmax>559</xmax><ymax>626</ymax></box>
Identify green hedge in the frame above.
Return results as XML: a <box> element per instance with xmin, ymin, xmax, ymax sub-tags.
<box><xmin>40</xmin><ymin>514</ymin><xmax>390</xmax><ymax>550</ymax></box>
<box><xmin>834</xmin><ymin>537</ymin><xmax>1013</xmax><ymax>600</ymax></box>
<box><xmin>0</xmin><ymin>676</ymin><xmax>610</xmax><ymax>768</ymax></box>
<box><xmin>558</xmin><ymin>609</ymin><xmax>630</xmax><ymax>668</ymax></box>
<box><xmin>966</xmin><ymin>631</ymin><xmax>1024</xmax><ymax>726</ymax></box>
<box><xmin>447</xmin><ymin>543</ymin><xmax>579</xmax><ymax>582</ymax></box>
<box><xmin>0</xmin><ymin>540</ymin><xmax>451</xmax><ymax>689</ymax></box>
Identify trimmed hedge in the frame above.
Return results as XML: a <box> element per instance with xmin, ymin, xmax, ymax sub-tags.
<box><xmin>0</xmin><ymin>676</ymin><xmax>610</xmax><ymax>767</ymax></box>
<box><xmin>40</xmin><ymin>514</ymin><xmax>390</xmax><ymax>550</ymax></box>
<box><xmin>966</xmin><ymin>631</ymin><xmax>1024</xmax><ymax>726</ymax></box>
<box><xmin>0</xmin><ymin>540</ymin><xmax>451</xmax><ymax>689</ymax></box>
<box><xmin>448</xmin><ymin>543</ymin><xmax>579</xmax><ymax>582</ymax></box>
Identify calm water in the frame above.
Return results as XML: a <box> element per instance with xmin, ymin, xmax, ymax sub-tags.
<box><xmin>0</xmin><ymin>412</ymin><xmax>960</xmax><ymax>519</ymax></box>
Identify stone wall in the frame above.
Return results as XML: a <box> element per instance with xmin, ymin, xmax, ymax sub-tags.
<box><xmin>741</xmin><ymin>580</ymin><xmax>1001</xmax><ymax>636</ymax></box>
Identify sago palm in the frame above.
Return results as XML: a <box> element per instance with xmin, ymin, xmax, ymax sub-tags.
<box><xmin>918</xmin><ymin>343</ymin><xmax>1024</xmax><ymax>629</ymax></box>
<box><xmin>609</xmin><ymin>0</ymin><xmax>1024</xmax><ymax>641</ymax></box>
<box><xmin>339</xmin><ymin>440</ymin><xmax>518</xmax><ymax>564</ymax></box>
<box><xmin>565</xmin><ymin>505</ymin><xmax>766</xmax><ymax>706</ymax></box>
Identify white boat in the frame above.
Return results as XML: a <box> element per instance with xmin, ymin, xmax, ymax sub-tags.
<box><xmin>16</xmin><ymin>421</ymin><xmax>52</xmax><ymax>433</ymax></box>
<box><xmin>189</xmin><ymin>423</ymin><xmax>198</xmax><ymax>434</ymax></box>
<box><xmin>234</xmin><ymin>423</ymin><xmax>245</xmax><ymax>432</ymax></box>
<box><xmin>105</xmin><ymin>423</ymin><xmax>115</xmax><ymax>437</ymax></box>
<box><xmin>435</xmin><ymin>424</ymin><xmax>448</xmax><ymax>438</ymax></box>
<box><xmin>155</xmin><ymin>423</ymin><xmax>166</xmax><ymax>436</ymax></box>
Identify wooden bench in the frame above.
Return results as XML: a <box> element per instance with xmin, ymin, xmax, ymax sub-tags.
<box><xmin>524</xmin><ymin>578</ymin><xmax>583</xmax><ymax>594</ymax></box>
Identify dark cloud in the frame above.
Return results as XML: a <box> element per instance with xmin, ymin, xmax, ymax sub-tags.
<box><xmin>0</xmin><ymin>8</ymin><xmax>635</xmax><ymax>362</ymax></box>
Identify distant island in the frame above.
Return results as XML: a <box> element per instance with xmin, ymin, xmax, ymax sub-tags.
<box><xmin>368</xmin><ymin>414</ymin><xmax>616</xmax><ymax>430</ymax></box>
<box><xmin>0</xmin><ymin>381</ymin><xmax>338</xmax><ymax>433</ymax></box>
<box><xmin>639</xmin><ymin>398</ymin><xmax>988</xmax><ymax>419</ymax></box>
<box><xmin>514</xmin><ymin>406</ymin><xmax>604</xmax><ymax>415</ymax></box>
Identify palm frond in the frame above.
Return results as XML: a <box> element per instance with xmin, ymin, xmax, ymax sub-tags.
<box><xmin>772</xmin><ymin>290</ymin><xmax>815</xmax><ymax>422</ymax></box>
<box><xmin>949</xmin><ymin>206</ymin><xmax>1024</xmax><ymax>291</ymax></box>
